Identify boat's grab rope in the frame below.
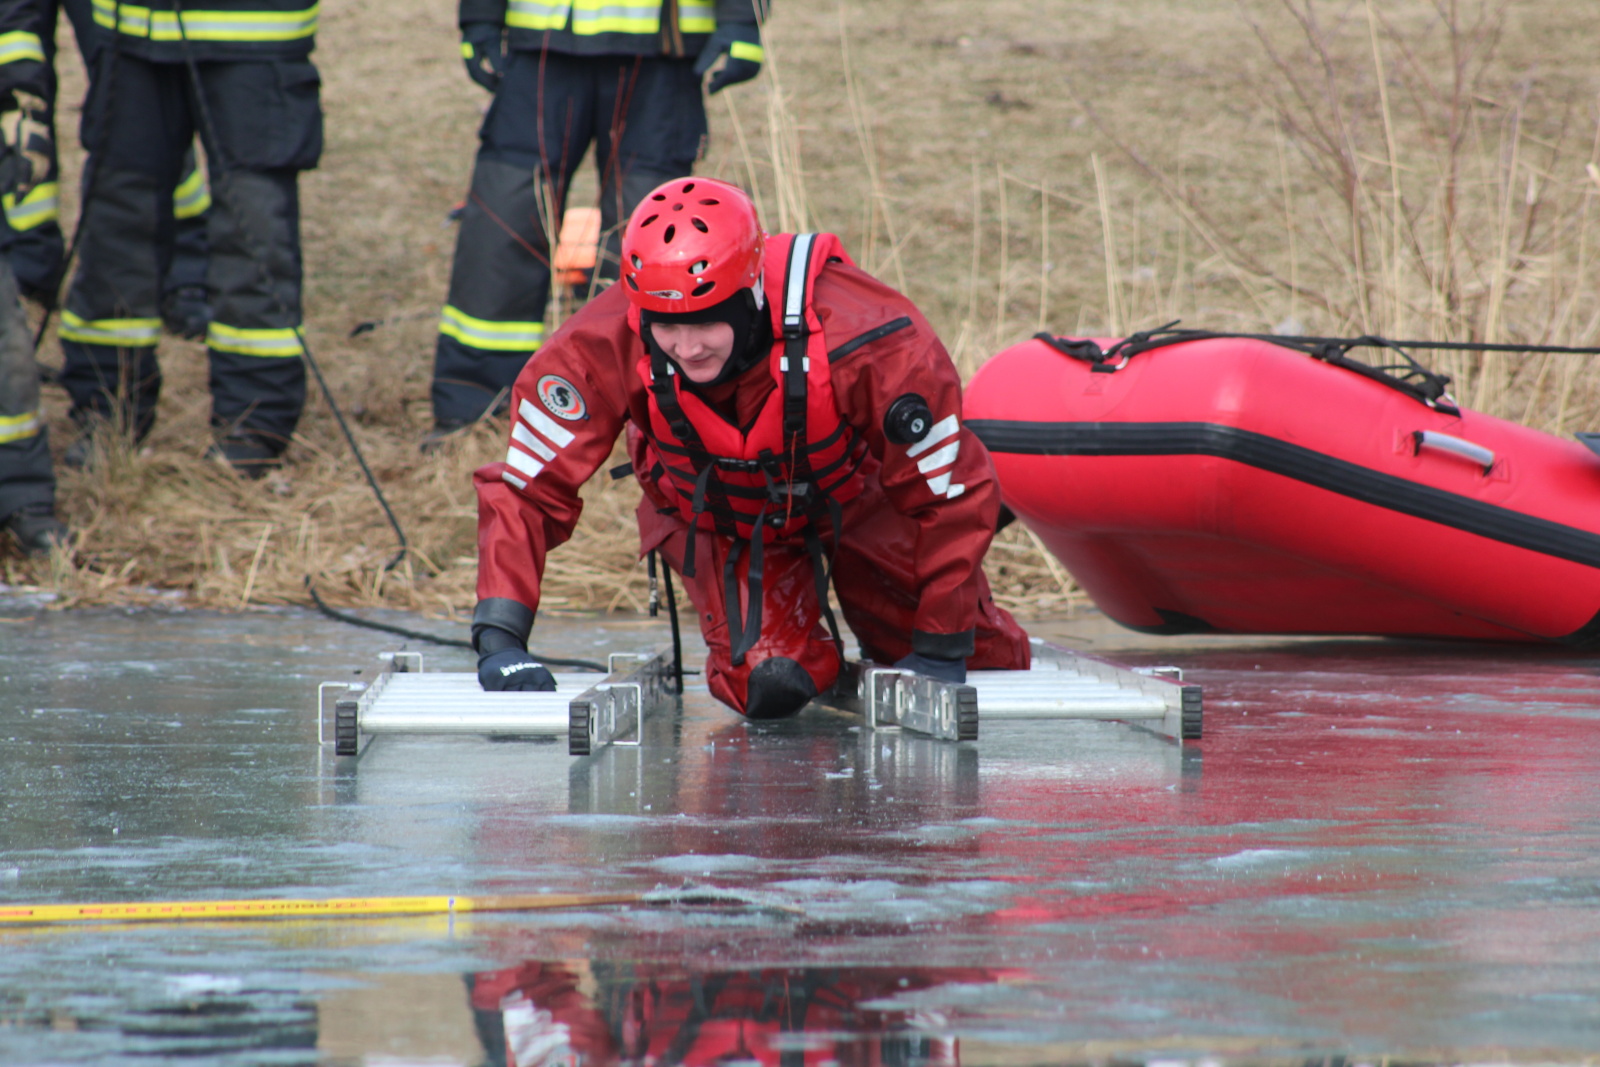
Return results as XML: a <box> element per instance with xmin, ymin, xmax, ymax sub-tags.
<box><xmin>1034</xmin><ymin>323</ymin><xmax>1600</xmax><ymax>417</ymax></box>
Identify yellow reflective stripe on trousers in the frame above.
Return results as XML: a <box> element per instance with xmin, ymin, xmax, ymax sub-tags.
<box><xmin>59</xmin><ymin>310</ymin><xmax>162</xmax><ymax>347</ymax></box>
<box><xmin>677</xmin><ymin>0</ymin><xmax>713</xmax><ymax>34</ymax></box>
<box><xmin>91</xmin><ymin>0</ymin><xmax>318</xmax><ymax>42</ymax></box>
<box><xmin>0</xmin><ymin>31</ymin><xmax>45</xmax><ymax>64</ymax></box>
<box><xmin>3</xmin><ymin>182</ymin><xmax>59</xmax><ymax>232</ymax></box>
<box><xmin>439</xmin><ymin>305</ymin><xmax>544</xmax><ymax>352</ymax></box>
<box><xmin>0</xmin><ymin>409</ymin><xmax>42</xmax><ymax>445</ymax></box>
<box><xmin>172</xmin><ymin>168</ymin><xmax>211</xmax><ymax>220</ymax></box>
<box><xmin>505</xmin><ymin>0</ymin><xmax>570</xmax><ymax>31</ymax></box>
<box><xmin>570</xmin><ymin>0</ymin><xmax>659</xmax><ymax>35</ymax></box>
<box><xmin>207</xmin><ymin>322</ymin><xmax>304</xmax><ymax>357</ymax></box>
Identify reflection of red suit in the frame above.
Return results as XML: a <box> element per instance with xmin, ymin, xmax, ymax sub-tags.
<box><xmin>470</xmin><ymin>962</ymin><xmax>617</xmax><ymax>1066</ymax></box>
<box><xmin>475</xmin><ymin>234</ymin><xmax>1029</xmax><ymax>714</ymax></box>
<box><xmin>470</xmin><ymin>963</ymin><xmax>983</xmax><ymax>1067</ymax></box>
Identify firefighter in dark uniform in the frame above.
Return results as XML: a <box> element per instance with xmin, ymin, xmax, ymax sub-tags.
<box><xmin>0</xmin><ymin>0</ymin><xmax>212</xmax><ymax>337</ymax></box>
<box><xmin>426</xmin><ymin>0</ymin><xmax>768</xmax><ymax>445</ymax></box>
<box><xmin>57</xmin><ymin>0</ymin><xmax>321</xmax><ymax>476</ymax></box>
<box><xmin>0</xmin><ymin>0</ymin><xmax>69</xmax><ymax>554</ymax></box>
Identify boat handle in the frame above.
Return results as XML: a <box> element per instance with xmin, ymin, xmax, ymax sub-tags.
<box><xmin>1413</xmin><ymin>430</ymin><xmax>1494</xmax><ymax>474</ymax></box>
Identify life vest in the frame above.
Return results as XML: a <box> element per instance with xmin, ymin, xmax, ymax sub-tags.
<box><xmin>631</xmin><ymin>232</ymin><xmax>871</xmax><ymax>663</ymax></box>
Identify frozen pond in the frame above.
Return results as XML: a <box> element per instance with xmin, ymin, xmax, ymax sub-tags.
<box><xmin>4</xmin><ymin>598</ymin><xmax>1600</xmax><ymax>1064</ymax></box>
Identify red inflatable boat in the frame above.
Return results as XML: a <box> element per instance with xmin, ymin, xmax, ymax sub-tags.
<box><xmin>965</xmin><ymin>330</ymin><xmax>1600</xmax><ymax>644</ymax></box>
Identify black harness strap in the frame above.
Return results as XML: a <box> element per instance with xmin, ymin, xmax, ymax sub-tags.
<box><xmin>781</xmin><ymin>234</ymin><xmax>816</xmax><ymax>482</ymax></box>
<box><xmin>648</xmin><ymin>344</ymin><xmax>738</xmax><ymax>575</ymax></box>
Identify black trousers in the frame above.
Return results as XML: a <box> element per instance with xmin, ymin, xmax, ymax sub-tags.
<box><xmin>0</xmin><ymin>0</ymin><xmax>210</xmax><ymax>303</ymax></box>
<box><xmin>60</xmin><ymin>52</ymin><xmax>321</xmax><ymax>452</ymax></box>
<box><xmin>0</xmin><ymin>258</ymin><xmax>54</xmax><ymax>522</ymax></box>
<box><xmin>430</xmin><ymin>50</ymin><xmax>707</xmax><ymax>427</ymax></box>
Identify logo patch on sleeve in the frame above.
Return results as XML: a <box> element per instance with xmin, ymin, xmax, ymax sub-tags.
<box><xmin>536</xmin><ymin>374</ymin><xmax>587</xmax><ymax>421</ymax></box>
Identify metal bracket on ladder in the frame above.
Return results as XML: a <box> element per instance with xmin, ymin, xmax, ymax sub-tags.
<box><xmin>822</xmin><ymin>640</ymin><xmax>1201</xmax><ymax>743</ymax></box>
<box><xmin>316</xmin><ymin>648</ymin><xmax>676</xmax><ymax>758</ymax></box>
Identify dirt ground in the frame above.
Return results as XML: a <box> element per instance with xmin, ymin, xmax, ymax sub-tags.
<box><xmin>6</xmin><ymin>0</ymin><xmax>1599</xmax><ymax>624</ymax></box>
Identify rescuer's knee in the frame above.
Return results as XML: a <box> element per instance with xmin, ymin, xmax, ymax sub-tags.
<box><xmin>742</xmin><ymin>656</ymin><xmax>817</xmax><ymax>720</ymax></box>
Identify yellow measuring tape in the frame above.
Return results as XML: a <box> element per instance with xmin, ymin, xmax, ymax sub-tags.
<box><xmin>0</xmin><ymin>892</ymin><xmax>643</xmax><ymax>926</ymax></box>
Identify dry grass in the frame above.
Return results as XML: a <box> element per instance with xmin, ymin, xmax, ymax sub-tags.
<box><xmin>7</xmin><ymin>0</ymin><xmax>1600</xmax><ymax>625</ymax></box>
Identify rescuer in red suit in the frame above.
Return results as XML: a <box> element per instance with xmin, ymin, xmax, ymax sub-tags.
<box><xmin>472</xmin><ymin>177</ymin><xmax>1029</xmax><ymax>718</ymax></box>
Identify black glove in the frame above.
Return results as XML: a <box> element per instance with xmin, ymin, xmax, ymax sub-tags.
<box><xmin>692</xmin><ymin>22</ymin><xmax>762</xmax><ymax>94</ymax></box>
<box><xmin>894</xmin><ymin>651</ymin><xmax>967</xmax><ymax>684</ymax></box>
<box><xmin>460</xmin><ymin>22</ymin><xmax>505</xmax><ymax>92</ymax></box>
<box><xmin>0</xmin><ymin>92</ymin><xmax>51</xmax><ymax>200</ymax></box>
<box><xmin>478</xmin><ymin>648</ymin><xmax>557</xmax><ymax>692</ymax></box>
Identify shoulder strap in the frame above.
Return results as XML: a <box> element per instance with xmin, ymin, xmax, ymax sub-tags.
<box><xmin>779</xmin><ymin>233</ymin><xmax>816</xmax><ymax>450</ymax></box>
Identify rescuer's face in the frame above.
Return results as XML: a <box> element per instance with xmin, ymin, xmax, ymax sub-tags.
<box><xmin>652</xmin><ymin>321</ymin><xmax>737</xmax><ymax>384</ymax></box>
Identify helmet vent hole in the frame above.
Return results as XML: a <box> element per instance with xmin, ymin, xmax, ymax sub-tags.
<box><xmin>692</xmin><ymin>281</ymin><xmax>716</xmax><ymax>297</ymax></box>
<box><xmin>672</xmin><ymin>203</ymin><xmax>683</xmax><ymax>212</ymax></box>
<box><xmin>691</xmin><ymin>217</ymin><xmax>709</xmax><ymax>233</ymax></box>
<box><xmin>630</xmin><ymin>254</ymin><xmax>642</xmax><ymax>269</ymax></box>
<box><xmin>663</xmin><ymin>224</ymin><xmax>676</xmax><ymax>244</ymax></box>
<box><xmin>639</xmin><ymin>214</ymin><xmax>658</xmax><ymax>228</ymax></box>
<box><xmin>698</xmin><ymin>198</ymin><xmax>720</xmax><ymax>206</ymax></box>
<box><xmin>690</xmin><ymin>259</ymin><xmax>708</xmax><ymax>275</ymax></box>
<box><xmin>682</xmin><ymin>181</ymin><xmax>695</xmax><ymax>192</ymax></box>
<box><xmin>625</xmin><ymin>275</ymin><xmax>639</xmax><ymax>291</ymax></box>
<box><xmin>651</xmin><ymin>193</ymin><xmax>666</xmax><ymax>202</ymax></box>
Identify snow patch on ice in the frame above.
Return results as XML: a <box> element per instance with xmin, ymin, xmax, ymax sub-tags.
<box><xmin>649</xmin><ymin>854</ymin><xmax>765</xmax><ymax>875</ymax></box>
<box><xmin>1210</xmin><ymin>848</ymin><xmax>1312</xmax><ymax>868</ymax></box>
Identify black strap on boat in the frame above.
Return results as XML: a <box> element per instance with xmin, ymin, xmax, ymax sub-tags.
<box><xmin>1034</xmin><ymin>322</ymin><xmax>1473</xmax><ymax>415</ymax></box>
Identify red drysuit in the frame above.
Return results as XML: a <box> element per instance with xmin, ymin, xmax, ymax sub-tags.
<box><xmin>474</xmin><ymin>233</ymin><xmax>1029</xmax><ymax>712</ymax></box>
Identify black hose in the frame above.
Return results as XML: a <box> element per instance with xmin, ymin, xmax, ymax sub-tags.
<box><xmin>303</xmin><ymin>578</ymin><xmax>607</xmax><ymax>671</ymax></box>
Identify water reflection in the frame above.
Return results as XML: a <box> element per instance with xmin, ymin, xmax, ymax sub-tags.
<box><xmin>465</xmin><ymin>961</ymin><xmax>984</xmax><ymax>1067</ymax></box>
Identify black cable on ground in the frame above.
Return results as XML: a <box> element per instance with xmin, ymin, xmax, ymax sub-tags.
<box><xmin>292</xmin><ymin>325</ymin><xmax>410</xmax><ymax>571</ymax></box>
<box><xmin>303</xmin><ymin>577</ymin><xmax>607</xmax><ymax>671</ymax></box>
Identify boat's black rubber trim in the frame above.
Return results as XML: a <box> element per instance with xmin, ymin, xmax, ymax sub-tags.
<box><xmin>968</xmin><ymin>419</ymin><xmax>1600</xmax><ymax>572</ymax></box>
<box><xmin>827</xmin><ymin>316</ymin><xmax>913</xmax><ymax>363</ymax></box>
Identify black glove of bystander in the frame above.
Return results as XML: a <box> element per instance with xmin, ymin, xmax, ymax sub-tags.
<box><xmin>478</xmin><ymin>648</ymin><xmax>557</xmax><ymax>692</ymax></box>
<box><xmin>693</xmin><ymin>22</ymin><xmax>762</xmax><ymax>94</ymax></box>
<box><xmin>460</xmin><ymin>22</ymin><xmax>505</xmax><ymax>92</ymax></box>
<box><xmin>0</xmin><ymin>92</ymin><xmax>51</xmax><ymax>199</ymax></box>
<box><xmin>894</xmin><ymin>651</ymin><xmax>967</xmax><ymax>684</ymax></box>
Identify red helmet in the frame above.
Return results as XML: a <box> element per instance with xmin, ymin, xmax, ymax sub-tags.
<box><xmin>621</xmin><ymin>178</ymin><xmax>764</xmax><ymax>314</ymax></box>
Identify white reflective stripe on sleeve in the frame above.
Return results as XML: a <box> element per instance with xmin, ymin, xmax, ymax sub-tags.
<box><xmin>946</xmin><ymin>483</ymin><xmax>966</xmax><ymax>499</ymax></box>
<box><xmin>906</xmin><ymin>414</ymin><xmax>958</xmax><ymax>458</ymax></box>
<box><xmin>518</xmin><ymin>398</ymin><xmax>575</xmax><ymax>448</ymax></box>
<box><xmin>502</xmin><ymin>470</ymin><xmax>528</xmax><ymax>491</ymax></box>
<box><xmin>916</xmin><ymin>439</ymin><xmax>960</xmax><ymax>474</ymax></box>
<box><xmin>926</xmin><ymin>471</ymin><xmax>953</xmax><ymax>496</ymax></box>
<box><xmin>511</xmin><ymin>422</ymin><xmax>557</xmax><ymax>462</ymax></box>
<box><xmin>505</xmin><ymin>446</ymin><xmax>545</xmax><ymax>480</ymax></box>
